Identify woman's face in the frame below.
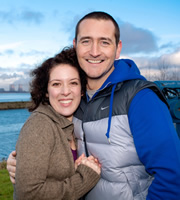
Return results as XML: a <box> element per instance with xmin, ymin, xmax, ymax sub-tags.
<box><xmin>47</xmin><ymin>64</ymin><xmax>81</xmax><ymax>121</ymax></box>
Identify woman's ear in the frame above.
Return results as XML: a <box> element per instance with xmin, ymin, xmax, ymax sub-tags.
<box><xmin>73</xmin><ymin>38</ymin><xmax>76</xmax><ymax>48</ymax></box>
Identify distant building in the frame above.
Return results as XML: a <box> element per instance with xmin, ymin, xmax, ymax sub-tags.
<box><xmin>0</xmin><ymin>88</ymin><xmax>5</xmax><ymax>92</ymax></box>
<box><xmin>9</xmin><ymin>84</ymin><xmax>15</xmax><ymax>92</ymax></box>
<box><xmin>18</xmin><ymin>84</ymin><xmax>23</xmax><ymax>92</ymax></box>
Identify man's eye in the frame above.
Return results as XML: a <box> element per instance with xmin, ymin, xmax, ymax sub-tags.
<box><xmin>102</xmin><ymin>41</ymin><xmax>110</xmax><ymax>46</ymax></box>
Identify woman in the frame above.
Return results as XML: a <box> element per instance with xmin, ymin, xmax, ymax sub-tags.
<box><xmin>13</xmin><ymin>47</ymin><xmax>101</xmax><ymax>200</ymax></box>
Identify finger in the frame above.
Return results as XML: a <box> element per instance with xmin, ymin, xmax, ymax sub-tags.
<box><xmin>81</xmin><ymin>157</ymin><xmax>88</xmax><ymax>164</ymax></box>
<box><xmin>10</xmin><ymin>176</ymin><xmax>16</xmax><ymax>184</ymax></box>
<box><xmin>75</xmin><ymin>159</ymin><xmax>81</xmax><ymax>167</ymax></box>
<box><xmin>75</xmin><ymin>154</ymin><xmax>85</xmax><ymax>164</ymax></box>
<box><xmin>82</xmin><ymin>160</ymin><xmax>101</xmax><ymax>175</ymax></box>
<box><xmin>78</xmin><ymin>153</ymin><xmax>85</xmax><ymax>159</ymax></box>
<box><xmin>87</xmin><ymin>156</ymin><xmax>94</xmax><ymax>160</ymax></box>
<box><xmin>11</xmin><ymin>151</ymin><xmax>17</xmax><ymax>157</ymax></box>
<box><xmin>7</xmin><ymin>159</ymin><xmax>16</xmax><ymax>169</ymax></box>
<box><xmin>9</xmin><ymin>172</ymin><xmax>15</xmax><ymax>178</ymax></box>
<box><xmin>7</xmin><ymin>165</ymin><xmax>16</xmax><ymax>173</ymax></box>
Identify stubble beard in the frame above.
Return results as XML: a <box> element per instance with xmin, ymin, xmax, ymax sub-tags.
<box><xmin>87</xmin><ymin>64</ymin><xmax>114</xmax><ymax>80</ymax></box>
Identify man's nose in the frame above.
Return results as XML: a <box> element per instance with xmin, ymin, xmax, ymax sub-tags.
<box><xmin>89</xmin><ymin>42</ymin><xmax>100</xmax><ymax>57</ymax></box>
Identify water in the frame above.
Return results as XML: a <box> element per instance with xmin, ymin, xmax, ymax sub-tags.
<box><xmin>0</xmin><ymin>93</ymin><xmax>30</xmax><ymax>102</ymax></box>
<box><xmin>0</xmin><ymin>109</ymin><xmax>30</xmax><ymax>160</ymax></box>
<box><xmin>0</xmin><ymin>93</ymin><xmax>31</xmax><ymax>160</ymax></box>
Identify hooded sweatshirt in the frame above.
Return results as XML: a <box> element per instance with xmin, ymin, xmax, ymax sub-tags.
<box><xmin>73</xmin><ymin>59</ymin><xmax>180</xmax><ymax>200</ymax></box>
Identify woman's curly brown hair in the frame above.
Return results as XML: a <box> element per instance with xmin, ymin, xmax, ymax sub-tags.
<box><xmin>29</xmin><ymin>46</ymin><xmax>86</xmax><ymax>112</ymax></box>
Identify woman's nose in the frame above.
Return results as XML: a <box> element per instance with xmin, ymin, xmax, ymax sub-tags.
<box><xmin>61</xmin><ymin>85</ymin><xmax>71</xmax><ymax>96</ymax></box>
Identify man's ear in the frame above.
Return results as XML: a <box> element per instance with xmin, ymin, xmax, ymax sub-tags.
<box><xmin>115</xmin><ymin>40</ymin><xmax>122</xmax><ymax>59</ymax></box>
<box><xmin>73</xmin><ymin>38</ymin><xmax>76</xmax><ymax>48</ymax></box>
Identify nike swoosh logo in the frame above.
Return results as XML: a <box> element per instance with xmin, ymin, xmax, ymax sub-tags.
<box><xmin>101</xmin><ymin>106</ymin><xmax>109</xmax><ymax>110</ymax></box>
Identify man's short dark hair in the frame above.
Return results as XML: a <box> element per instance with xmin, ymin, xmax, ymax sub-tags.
<box><xmin>75</xmin><ymin>11</ymin><xmax>120</xmax><ymax>46</ymax></box>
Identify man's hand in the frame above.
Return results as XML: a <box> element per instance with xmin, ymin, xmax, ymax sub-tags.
<box><xmin>81</xmin><ymin>156</ymin><xmax>101</xmax><ymax>175</ymax></box>
<box><xmin>75</xmin><ymin>154</ymin><xmax>101</xmax><ymax>175</ymax></box>
<box><xmin>6</xmin><ymin>151</ymin><xmax>16</xmax><ymax>184</ymax></box>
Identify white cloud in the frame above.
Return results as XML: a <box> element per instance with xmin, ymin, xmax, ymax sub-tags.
<box><xmin>0</xmin><ymin>42</ymin><xmax>23</xmax><ymax>51</ymax></box>
<box><xmin>160</xmin><ymin>49</ymin><xmax>180</xmax><ymax>66</ymax></box>
<box><xmin>130</xmin><ymin>48</ymin><xmax>180</xmax><ymax>81</ymax></box>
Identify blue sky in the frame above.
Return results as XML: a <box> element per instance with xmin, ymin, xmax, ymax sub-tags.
<box><xmin>0</xmin><ymin>0</ymin><xmax>180</xmax><ymax>91</ymax></box>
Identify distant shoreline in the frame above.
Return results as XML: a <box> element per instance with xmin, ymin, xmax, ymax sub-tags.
<box><xmin>0</xmin><ymin>91</ymin><xmax>29</xmax><ymax>93</ymax></box>
<box><xmin>0</xmin><ymin>101</ymin><xmax>32</xmax><ymax>110</ymax></box>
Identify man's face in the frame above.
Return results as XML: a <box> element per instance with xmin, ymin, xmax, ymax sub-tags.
<box><xmin>74</xmin><ymin>18</ymin><xmax>122</xmax><ymax>89</ymax></box>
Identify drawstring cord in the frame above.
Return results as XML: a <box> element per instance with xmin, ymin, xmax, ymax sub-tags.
<box><xmin>105</xmin><ymin>84</ymin><xmax>117</xmax><ymax>143</ymax></box>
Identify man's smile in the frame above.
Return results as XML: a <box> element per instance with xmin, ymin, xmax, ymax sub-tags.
<box><xmin>87</xmin><ymin>59</ymin><xmax>104</xmax><ymax>64</ymax></box>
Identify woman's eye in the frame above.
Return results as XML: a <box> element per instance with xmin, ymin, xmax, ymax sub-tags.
<box><xmin>71</xmin><ymin>81</ymin><xmax>78</xmax><ymax>85</ymax></box>
<box><xmin>52</xmin><ymin>82</ymin><xmax>60</xmax><ymax>86</ymax></box>
<box><xmin>82</xmin><ymin>40</ymin><xmax>90</xmax><ymax>45</ymax></box>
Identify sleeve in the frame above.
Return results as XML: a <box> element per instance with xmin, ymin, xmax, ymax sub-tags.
<box><xmin>15</xmin><ymin>115</ymin><xmax>100</xmax><ymax>200</ymax></box>
<box><xmin>128</xmin><ymin>88</ymin><xmax>180</xmax><ymax>200</ymax></box>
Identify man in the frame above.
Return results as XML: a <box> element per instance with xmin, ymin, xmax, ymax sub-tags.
<box><xmin>7</xmin><ymin>11</ymin><xmax>180</xmax><ymax>199</ymax></box>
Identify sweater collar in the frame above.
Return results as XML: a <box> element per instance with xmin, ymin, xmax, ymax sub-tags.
<box><xmin>34</xmin><ymin>103</ymin><xmax>74</xmax><ymax>141</ymax></box>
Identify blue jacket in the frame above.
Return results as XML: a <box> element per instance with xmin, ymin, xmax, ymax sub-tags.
<box><xmin>74</xmin><ymin>59</ymin><xmax>180</xmax><ymax>200</ymax></box>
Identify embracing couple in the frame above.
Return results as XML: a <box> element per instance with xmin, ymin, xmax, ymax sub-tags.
<box><xmin>7</xmin><ymin>11</ymin><xmax>180</xmax><ymax>200</ymax></box>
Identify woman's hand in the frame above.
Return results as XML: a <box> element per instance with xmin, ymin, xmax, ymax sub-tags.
<box><xmin>75</xmin><ymin>154</ymin><xmax>101</xmax><ymax>175</ymax></box>
<box><xmin>75</xmin><ymin>153</ymin><xmax>85</xmax><ymax>170</ymax></box>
